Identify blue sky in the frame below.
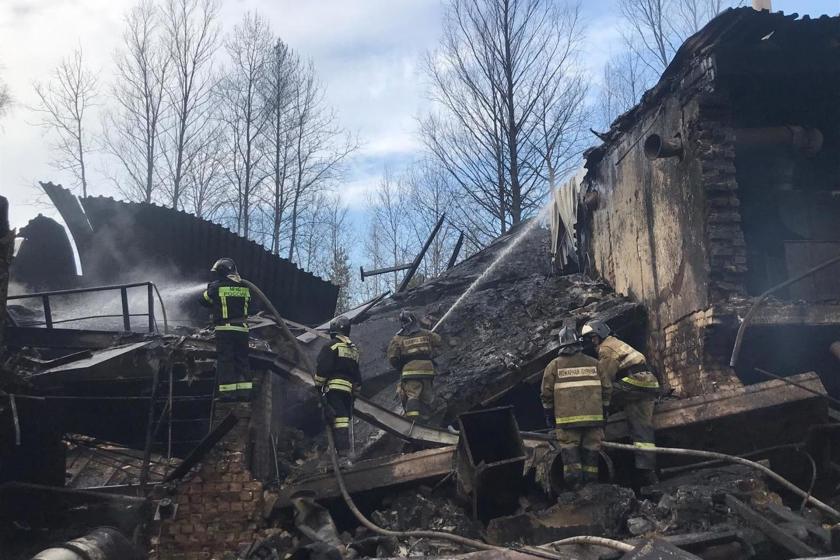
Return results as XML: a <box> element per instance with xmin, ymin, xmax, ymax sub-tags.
<box><xmin>1</xmin><ymin>0</ymin><xmax>838</xmax><ymax>236</ymax></box>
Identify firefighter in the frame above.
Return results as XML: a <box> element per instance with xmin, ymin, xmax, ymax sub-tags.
<box><xmin>541</xmin><ymin>326</ymin><xmax>611</xmax><ymax>488</ymax></box>
<box><xmin>387</xmin><ymin>310</ymin><xmax>442</xmax><ymax>421</ymax></box>
<box><xmin>315</xmin><ymin>316</ymin><xmax>360</xmax><ymax>465</ymax></box>
<box><xmin>199</xmin><ymin>258</ymin><xmax>252</xmax><ymax>402</ymax></box>
<box><xmin>581</xmin><ymin>320</ymin><xmax>660</xmax><ymax>486</ymax></box>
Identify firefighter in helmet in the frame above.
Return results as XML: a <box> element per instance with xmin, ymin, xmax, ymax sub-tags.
<box><xmin>387</xmin><ymin>310</ymin><xmax>442</xmax><ymax>421</ymax></box>
<box><xmin>541</xmin><ymin>326</ymin><xmax>611</xmax><ymax>488</ymax></box>
<box><xmin>315</xmin><ymin>316</ymin><xmax>361</xmax><ymax>465</ymax></box>
<box><xmin>199</xmin><ymin>258</ymin><xmax>253</xmax><ymax>401</ymax></box>
<box><xmin>581</xmin><ymin>320</ymin><xmax>660</xmax><ymax>486</ymax></box>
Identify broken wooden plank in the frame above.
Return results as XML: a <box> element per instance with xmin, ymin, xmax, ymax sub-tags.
<box><xmin>607</xmin><ymin>373</ymin><xmax>828</xmax><ymax>443</ymax></box>
<box><xmin>277</xmin><ymin>446</ymin><xmax>456</xmax><ymax>506</ymax></box>
<box><xmin>725</xmin><ymin>494</ymin><xmax>818</xmax><ymax>557</ymax></box>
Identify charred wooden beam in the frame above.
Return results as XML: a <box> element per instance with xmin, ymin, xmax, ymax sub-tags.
<box><xmin>276</xmin><ymin>445</ymin><xmax>456</xmax><ymax>506</ymax></box>
<box><xmin>724</xmin><ymin>494</ymin><xmax>819</xmax><ymax>557</ymax></box>
<box><xmin>163</xmin><ymin>412</ymin><xmax>239</xmax><ymax>483</ymax></box>
<box><xmin>397</xmin><ymin>213</ymin><xmax>446</xmax><ymax>293</ymax></box>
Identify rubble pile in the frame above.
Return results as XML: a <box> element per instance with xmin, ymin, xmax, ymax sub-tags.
<box><xmin>338</xmin><ymin>224</ymin><xmax>642</xmax><ymax>455</ymax></box>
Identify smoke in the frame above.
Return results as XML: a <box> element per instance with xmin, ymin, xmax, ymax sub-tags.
<box><xmin>7</xmin><ymin>268</ymin><xmax>212</xmax><ymax>332</ymax></box>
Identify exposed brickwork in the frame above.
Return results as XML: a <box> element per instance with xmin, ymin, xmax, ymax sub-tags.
<box><xmin>154</xmin><ymin>402</ymin><xmax>267</xmax><ymax>560</ymax></box>
<box><xmin>697</xmin><ymin>97</ymin><xmax>748</xmax><ymax>302</ymax></box>
<box><xmin>663</xmin><ymin>307</ymin><xmax>742</xmax><ymax>397</ymax></box>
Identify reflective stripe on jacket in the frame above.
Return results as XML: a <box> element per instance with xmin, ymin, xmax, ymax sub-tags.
<box><xmin>598</xmin><ymin>336</ymin><xmax>659</xmax><ymax>395</ymax></box>
<box><xmin>315</xmin><ymin>334</ymin><xmax>362</xmax><ymax>390</ymax></box>
<box><xmin>387</xmin><ymin>329</ymin><xmax>442</xmax><ymax>378</ymax></box>
<box><xmin>541</xmin><ymin>353</ymin><xmax>607</xmax><ymax>429</ymax></box>
<box><xmin>201</xmin><ymin>279</ymin><xmax>251</xmax><ymax>332</ymax></box>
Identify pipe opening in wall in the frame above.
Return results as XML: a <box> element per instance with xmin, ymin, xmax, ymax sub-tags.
<box><xmin>644</xmin><ymin>134</ymin><xmax>683</xmax><ymax>160</ymax></box>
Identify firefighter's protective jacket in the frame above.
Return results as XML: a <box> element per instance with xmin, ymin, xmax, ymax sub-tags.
<box><xmin>597</xmin><ymin>336</ymin><xmax>659</xmax><ymax>394</ymax></box>
<box><xmin>200</xmin><ymin>277</ymin><xmax>251</xmax><ymax>332</ymax></box>
<box><xmin>541</xmin><ymin>352</ymin><xmax>610</xmax><ymax>428</ymax></box>
<box><xmin>387</xmin><ymin>328</ymin><xmax>442</xmax><ymax>379</ymax></box>
<box><xmin>315</xmin><ymin>335</ymin><xmax>361</xmax><ymax>393</ymax></box>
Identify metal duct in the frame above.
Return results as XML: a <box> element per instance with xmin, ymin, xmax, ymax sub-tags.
<box><xmin>644</xmin><ymin>134</ymin><xmax>684</xmax><ymax>160</ymax></box>
<box><xmin>31</xmin><ymin>527</ymin><xmax>140</xmax><ymax>560</ymax></box>
<box><xmin>735</xmin><ymin>126</ymin><xmax>823</xmax><ymax>155</ymax></box>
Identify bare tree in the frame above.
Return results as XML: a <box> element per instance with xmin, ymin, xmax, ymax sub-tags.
<box><xmin>219</xmin><ymin>11</ymin><xmax>272</xmax><ymax>239</ymax></box>
<box><xmin>261</xmin><ymin>38</ymin><xmax>297</xmax><ymax>255</ymax></box>
<box><xmin>403</xmin><ymin>158</ymin><xmax>459</xmax><ymax>276</ymax></box>
<box><xmin>31</xmin><ymin>47</ymin><xmax>98</xmax><ymax>197</ymax></box>
<box><xmin>161</xmin><ymin>0</ymin><xmax>220</xmax><ymax>209</ymax></box>
<box><xmin>286</xmin><ymin>61</ymin><xmax>356</xmax><ymax>262</ymax></box>
<box><xmin>367</xmin><ymin>168</ymin><xmax>415</xmax><ymax>292</ymax></box>
<box><xmin>104</xmin><ymin>0</ymin><xmax>169</xmax><ymax>203</ymax></box>
<box><xmin>182</xmin><ymin>123</ymin><xmax>226</xmax><ymax>219</ymax></box>
<box><xmin>618</xmin><ymin>0</ymin><xmax>742</xmax><ymax>74</ymax></box>
<box><xmin>597</xmin><ymin>50</ymin><xmax>652</xmax><ymax>130</ymax></box>
<box><xmin>618</xmin><ymin>0</ymin><xmax>674</xmax><ymax>72</ymax></box>
<box><xmin>0</xmin><ymin>72</ymin><xmax>10</xmax><ymax>120</ymax></box>
<box><xmin>601</xmin><ymin>0</ymin><xmax>742</xmax><ymax>129</ymax></box>
<box><xmin>423</xmin><ymin>0</ymin><xmax>588</xmax><ymax>242</ymax></box>
<box><xmin>323</xmin><ymin>197</ymin><xmax>354</xmax><ymax>313</ymax></box>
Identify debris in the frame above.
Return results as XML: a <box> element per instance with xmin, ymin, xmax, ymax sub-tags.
<box><xmin>724</xmin><ymin>494</ymin><xmax>818</xmax><ymax>557</ymax></box>
<box><xmin>618</xmin><ymin>538</ymin><xmax>702</xmax><ymax>560</ymax></box>
<box><xmin>485</xmin><ymin>484</ymin><xmax>635</xmax><ymax>545</ymax></box>
<box><xmin>456</xmin><ymin>407</ymin><xmax>528</xmax><ymax>521</ymax></box>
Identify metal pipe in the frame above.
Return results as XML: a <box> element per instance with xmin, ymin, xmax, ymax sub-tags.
<box><xmin>7</xmin><ymin>281</ymin><xmax>156</xmax><ymax>299</ymax></box>
<box><xmin>42</xmin><ymin>295</ymin><xmax>53</xmax><ymax>328</ymax></box>
<box><xmin>602</xmin><ymin>441</ymin><xmax>840</xmax><ymax>520</ymax></box>
<box><xmin>730</xmin><ymin>253</ymin><xmax>840</xmax><ymax>368</ymax></box>
<box><xmin>31</xmin><ymin>527</ymin><xmax>140</xmax><ymax>560</ymax></box>
<box><xmin>120</xmin><ymin>287</ymin><xmax>131</xmax><ymax>331</ymax></box>
<box><xmin>735</xmin><ymin>126</ymin><xmax>823</xmax><ymax>155</ymax></box>
<box><xmin>360</xmin><ymin>262</ymin><xmax>412</xmax><ymax>282</ymax></box>
<box><xmin>644</xmin><ymin>134</ymin><xmax>683</xmax><ymax>160</ymax></box>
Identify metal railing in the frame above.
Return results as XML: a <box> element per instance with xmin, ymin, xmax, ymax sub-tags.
<box><xmin>7</xmin><ymin>281</ymin><xmax>158</xmax><ymax>333</ymax></box>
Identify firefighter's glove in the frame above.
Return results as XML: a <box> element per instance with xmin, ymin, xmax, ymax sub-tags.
<box><xmin>543</xmin><ymin>408</ymin><xmax>555</xmax><ymax>429</ymax></box>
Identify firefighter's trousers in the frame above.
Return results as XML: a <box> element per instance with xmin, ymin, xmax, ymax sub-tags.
<box><xmin>557</xmin><ymin>427</ymin><xmax>604</xmax><ymax>485</ymax></box>
<box><xmin>398</xmin><ymin>377</ymin><xmax>435</xmax><ymax>420</ymax></box>
<box><xmin>324</xmin><ymin>385</ymin><xmax>353</xmax><ymax>455</ymax></box>
<box><xmin>612</xmin><ymin>385</ymin><xmax>656</xmax><ymax>471</ymax></box>
<box><xmin>216</xmin><ymin>330</ymin><xmax>252</xmax><ymax>400</ymax></box>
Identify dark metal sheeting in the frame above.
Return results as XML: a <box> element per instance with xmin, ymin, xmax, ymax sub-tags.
<box><xmin>40</xmin><ymin>182</ymin><xmax>338</xmax><ymax>325</ymax></box>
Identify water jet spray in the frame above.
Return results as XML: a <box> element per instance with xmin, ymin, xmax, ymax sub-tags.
<box><xmin>432</xmin><ymin>203</ymin><xmax>553</xmax><ymax>333</ymax></box>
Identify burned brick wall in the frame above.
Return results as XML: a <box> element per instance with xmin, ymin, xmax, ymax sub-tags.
<box><xmin>580</xmin><ymin>61</ymin><xmax>717</xmax><ymax>392</ymax></box>
<box><xmin>580</xmin><ymin>9</ymin><xmax>840</xmax><ymax>397</ymax></box>
<box><xmin>155</xmin><ymin>403</ymin><xmax>267</xmax><ymax>559</ymax></box>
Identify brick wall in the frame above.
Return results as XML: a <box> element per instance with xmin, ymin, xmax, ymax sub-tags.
<box><xmin>697</xmin><ymin>96</ymin><xmax>748</xmax><ymax>302</ymax></box>
<box><xmin>154</xmin><ymin>402</ymin><xmax>267</xmax><ymax>559</ymax></box>
<box><xmin>663</xmin><ymin>307</ymin><xmax>742</xmax><ymax>397</ymax></box>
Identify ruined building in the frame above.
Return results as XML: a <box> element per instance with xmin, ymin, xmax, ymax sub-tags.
<box><xmin>4</xmin><ymin>7</ymin><xmax>840</xmax><ymax>560</ymax></box>
<box><xmin>578</xmin><ymin>8</ymin><xmax>840</xmax><ymax>398</ymax></box>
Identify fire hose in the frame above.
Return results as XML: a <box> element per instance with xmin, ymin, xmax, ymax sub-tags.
<box><xmin>601</xmin><ymin>441</ymin><xmax>840</xmax><ymax>520</ymax></box>
<box><xmin>241</xmin><ymin>277</ymin><xmax>634</xmax><ymax>555</ymax></box>
<box><xmin>324</xmin><ymin>426</ymin><xmax>633</xmax><ymax>558</ymax></box>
